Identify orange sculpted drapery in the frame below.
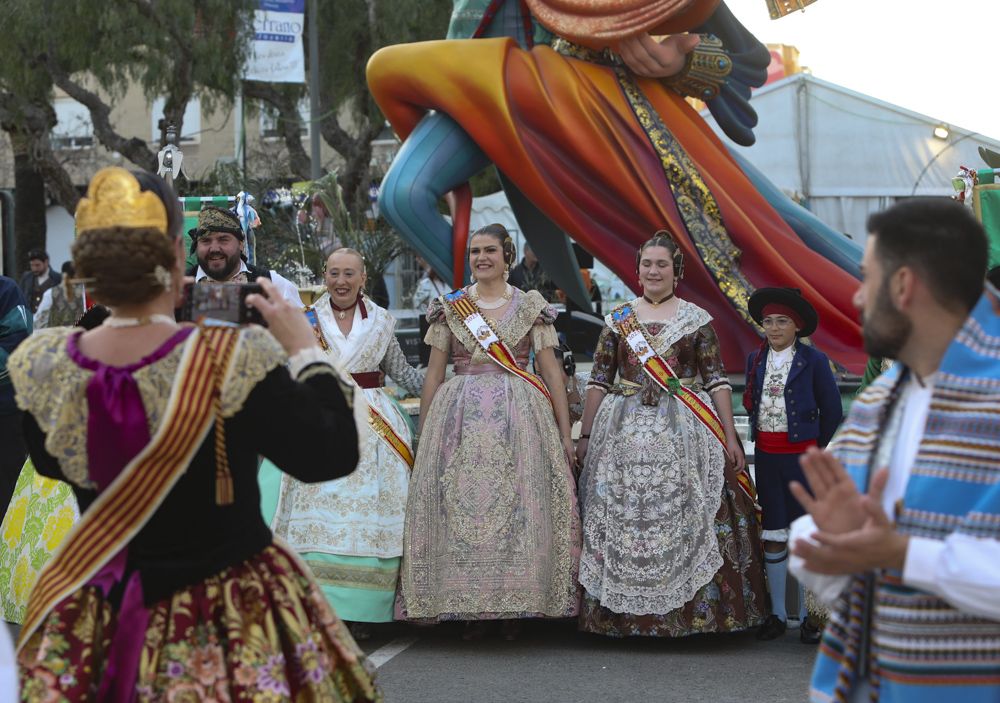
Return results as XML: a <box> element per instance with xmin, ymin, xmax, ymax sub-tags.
<box><xmin>367</xmin><ymin>34</ymin><xmax>864</xmax><ymax>372</ymax></box>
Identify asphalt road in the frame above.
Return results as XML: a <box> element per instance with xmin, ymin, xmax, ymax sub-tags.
<box><xmin>359</xmin><ymin>618</ymin><xmax>816</xmax><ymax>703</ymax></box>
<box><xmin>8</xmin><ymin>618</ymin><xmax>816</xmax><ymax>701</ymax></box>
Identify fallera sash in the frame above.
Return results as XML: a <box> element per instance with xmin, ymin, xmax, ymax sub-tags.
<box><xmin>305</xmin><ymin>305</ymin><xmax>414</xmax><ymax>469</ymax></box>
<box><xmin>610</xmin><ymin>303</ymin><xmax>760</xmax><ymax>521</ymax></box>
<box><xmin>442</xmin><ymin>288</ymin><xmax>552</xmax><ymax>403</ymax></box>
<box><xmin>18</xmin><ymin>325</ymin><xmax>240</xmax><ymax>650</ymax></box>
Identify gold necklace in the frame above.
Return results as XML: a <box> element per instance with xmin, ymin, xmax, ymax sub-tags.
<box><xmin>471</xmin><ymin>283</ymin><xmax>512</xmax><ymax>310</ymax></box>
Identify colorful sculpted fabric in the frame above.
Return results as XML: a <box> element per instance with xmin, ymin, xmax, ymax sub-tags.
<box><xmin>397</xmin><ymin>288</ymin><xmax>581</xmax><ymax>621</ymax></box>
<box><xmin>577</xmin><ymin>300</ymin><xmax>767</xmax><ymax>636</ymax></box>
<box><xmin>0</xmin><ymin>459</ymin><xmax>78</xmax><ymax>624</ymax></box>
<box><xmin>368</xmin><ymin>0</ymin><xmax>866</xmax><ymax>373</ymax></box>
<box><xmin>811</xmin><ymin>292</ymin><xmax>1000</xmax><ymax>702</ymax></box>
<box><xmin>8</xmin><ymin>326</ymin><xmax>378</xmax><ymax>701</ymax></box>
<box><xmin>268</xmin><ymin>295</ymin><xmax>422</xmax><ymax>623</ymax></box>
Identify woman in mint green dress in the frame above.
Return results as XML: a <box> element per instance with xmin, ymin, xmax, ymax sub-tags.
<box><xmin>261</xmin><ymin>248</ymin><xmax>422</xmax><ymax>638</ymax></box>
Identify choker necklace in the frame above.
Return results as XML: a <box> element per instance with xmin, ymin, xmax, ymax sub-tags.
<box><xmin>102</xmin><ymin>313</ymin><xmax>176</xmax><ymax>328</ymax></box>
<box><xmin>331</xmin><ymin>294</ymin><xmax>369</xmax><ymax>321</ymax></box>
<box><xmin>642</xmin><ymin>292</ymin><xmax>675</xmax><ymax>307</ymax></box>
<box><xmin>471</xmin><ymin>283</ymin><xmax>512</xmax><ymax>310</ymax></box>
<box><xmin>330</xmin><ymin>300</ymin><xmax>357</xmax><ymax>320</ymax></box>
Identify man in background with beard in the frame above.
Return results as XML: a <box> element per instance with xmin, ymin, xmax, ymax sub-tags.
<box><xmin>187</xmin><ymin>206</ymin><xmax>302</xmax><ymax>305</ymax></box>
<box><xmin>788</xmin><ymin>198</ymin><xmax>1000</xmax><ymax>702</ymax></box>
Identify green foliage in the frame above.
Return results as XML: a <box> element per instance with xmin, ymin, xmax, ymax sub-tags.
<box><xmin>317</xmin><ymin>0</ymin><xmax>451</xmax><ymax>119</ymax></box>
<box><xmin>2</xmin><ymin>0</ymin><xmax>256</xmax><ymax>120</ymax></box>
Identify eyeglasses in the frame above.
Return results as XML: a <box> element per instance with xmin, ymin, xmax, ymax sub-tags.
<box><xmin>761</xmin><ymin>317</ymin><xmax>794</xmax><ymax>329</ymax></box>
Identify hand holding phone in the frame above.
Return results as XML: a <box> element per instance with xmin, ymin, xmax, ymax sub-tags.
<box><xmin>179</xmin><ymin>282</ymin><xmax>265</xmax><ymax>326</ymax></box>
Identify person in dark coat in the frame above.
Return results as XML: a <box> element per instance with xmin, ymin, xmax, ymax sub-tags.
<box><xmin>743</xmin><ymin>287</ymin><xmax>842</xmax><ymax>643</ymax></box>
<box><xmin>18</xmin><ymin>249</ymin><xmax>61</xmax><ymax>314</ymax></box>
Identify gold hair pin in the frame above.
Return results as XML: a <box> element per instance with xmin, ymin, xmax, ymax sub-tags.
<box><xmin>75</xmin><ymin>167</ymin><xmax>169</xmax><ymax>235</ymax></box>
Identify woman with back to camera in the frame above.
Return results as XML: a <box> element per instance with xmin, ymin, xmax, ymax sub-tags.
<box><xmin>575</xmin><ymin>232</ymin><xmax>767</xmax><ymax>638</ymax></box>
<box><xmin>8</xmin><ymin>167</ymin><xmax>378</xmax><ymax>701</ymax></box>
<box><xmin>398</xmin><ymin>223</ymin><xmax>580</xmax><ymax>640</ymax></box>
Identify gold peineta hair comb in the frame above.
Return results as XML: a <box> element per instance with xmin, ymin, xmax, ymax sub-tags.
<box><xmin>75</xmin><ymin>167</ymin><xmax>169</xmax><ymax>235</ymax></box>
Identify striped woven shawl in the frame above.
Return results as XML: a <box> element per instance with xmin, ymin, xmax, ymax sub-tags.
<box><xmin>811</xmin><ymin>290</ymin><xmax>1000</xmax><ymax>703</ymax></box>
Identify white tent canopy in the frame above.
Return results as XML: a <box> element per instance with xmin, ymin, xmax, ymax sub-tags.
<box><xmin>702</xmin><ymin>73</ymin><xmax>1000</xmax><ymax>241</ymax></box>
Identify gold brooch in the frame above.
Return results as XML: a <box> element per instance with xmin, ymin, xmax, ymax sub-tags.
<box><xmin>75</xmin><ymin>167</ymin><xmax>169</xmax><ymax>235</ymax></box>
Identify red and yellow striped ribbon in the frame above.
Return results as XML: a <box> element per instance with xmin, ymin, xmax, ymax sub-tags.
<box><xmin>443</xmin><ymin>290</ymin><xmax>552</xmax><ymax>403</ymax></box>
<box><xmin>368</xmin><ymin>406</ymin><xmax>414</xmax><ymax>469</ymax></box>
<box><xmin>304</xmin><ymin>310</ymin><xmax>415</xmax><ymax>467</ymax></box>
<box><xmin>18</xmin><ymin>326</ymin><xmax>239</xmax><ymax>650</ymax></box>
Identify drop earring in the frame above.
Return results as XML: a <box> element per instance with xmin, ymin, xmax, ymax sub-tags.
<box><xmin>503</xmin><ymin>266</ymin><xmax>509</xmax><ymax>282</ymax></box>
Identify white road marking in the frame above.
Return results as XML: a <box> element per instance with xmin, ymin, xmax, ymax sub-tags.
<box><xmin>368</xmin><ymin>636</ymin><xmax>419</xmax><ymax>668</ymax></box>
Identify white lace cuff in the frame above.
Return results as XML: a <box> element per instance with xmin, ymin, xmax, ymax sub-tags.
<box><xmin>288</xmin><ymin>346</ymin><xmax>331</xmax><ymax>379</ymax></box>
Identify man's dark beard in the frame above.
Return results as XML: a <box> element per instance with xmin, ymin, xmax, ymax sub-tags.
<box><xmin>861</xmin><ymin>277</ymin><xmax>911</xmax><ymax>360</ymax></box>
<box><xmin>197</xmin><ymin>252</ymin><xmax>241</xmax><ymax>281</ymax></box>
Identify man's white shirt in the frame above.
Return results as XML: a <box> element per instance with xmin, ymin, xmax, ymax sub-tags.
<box><xmin>789</xmin><ymin>372</ymin><xmax>1000</xmax><ymax>620</ymax></box>
<box><xmin>194</xmin><ymin>262</ymin><xmax>302</xmax><ymax>307</ymax></box>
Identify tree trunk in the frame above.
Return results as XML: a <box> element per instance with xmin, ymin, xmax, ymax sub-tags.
<box><xmin>10</xmin><ymin>135</ymin><xmax>47</xmax><ymax>276</ymax></box>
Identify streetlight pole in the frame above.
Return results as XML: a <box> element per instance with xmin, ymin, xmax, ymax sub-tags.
<box><xmin>308</xmin><ymin>0</ymin><xmax>322</xmax><ymax>181</ymax></box>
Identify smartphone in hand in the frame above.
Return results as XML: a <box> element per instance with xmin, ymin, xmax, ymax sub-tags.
<box><xmin>178</xmin><ymin>282</ymin><xmax>266</xmax><ymax>326</ymax></box>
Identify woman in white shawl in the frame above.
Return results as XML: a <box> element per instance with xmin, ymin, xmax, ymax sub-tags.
<box><xmin>263</xmin><ymin>248</ymin><xmax>423</xmax><ymax>639</ymax></box>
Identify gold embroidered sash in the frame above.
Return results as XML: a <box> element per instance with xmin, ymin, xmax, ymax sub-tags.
<box><xmin>18</xmin><ymin>326</ymin><xmax>240</xmax><ymax>650</ymax></box>
<box><xmin>305</xmin><ymin>305</ymin><xmax>414</xmax><ymax>469</ymax></box>
<box><xmin>611</xmin><ymin>304</ymin><xmax>760</xmax><ymax>521</ymax></box>
<box><xmin>441</xmin><ymin>289</ymin><xmax>552</xmax><ymax>403</ymax></box>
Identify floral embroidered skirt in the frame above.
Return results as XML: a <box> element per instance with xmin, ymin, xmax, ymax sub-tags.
<box><xmin>0</xmin><ymin>458</ymin><xmax>79</xmax><ymax>624</ymax></box>
<box><xmin>18</xmin><ymin>543</ymin><xmax>380</xmax><ymax>702</ymax></box>
<box><xmin>397</xmin><ymin>373</ymin><xmax>581</xmax><ymax>621</ymax></box>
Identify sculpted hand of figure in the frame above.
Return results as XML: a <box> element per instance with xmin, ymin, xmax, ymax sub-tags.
<box><xmin>792</xmin><ymin>468</ymin><xmax>908</xmax><ymax>574</ymax></box>
<box><xmin>617</xmin><ymin>32</ymin><xmax>700</xmax><ymax>79</ymax></box>
<box><xmin>245</xmin><ymin>279</ymin><xmax>316</xmax><ymax>356</ymax></box>
<box><xmin>789</xmin><ymin>446</ymin><xmax>869</xmax><ymax>535</ymax></box>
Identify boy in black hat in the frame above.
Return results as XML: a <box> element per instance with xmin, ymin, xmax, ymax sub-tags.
<box><xmin>743</xmin><ymin>287</ymin><xmax>842</xmax><ymax>642</ymax></box>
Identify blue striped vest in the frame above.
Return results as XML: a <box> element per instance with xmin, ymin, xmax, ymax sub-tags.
<box><xmin>811</xmin><ymin>291</ymin><xmax>1000</xmax><ymax>703</ymax></box>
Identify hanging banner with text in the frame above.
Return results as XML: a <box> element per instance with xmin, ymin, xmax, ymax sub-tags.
<box><xmin>245</xmin><ymin>0</ymin><xmax>306</xmax><ymax>84</ymax></box>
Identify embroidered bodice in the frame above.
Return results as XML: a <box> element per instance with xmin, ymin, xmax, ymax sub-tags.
<box><xmin>757</xmin><ymin>345</ymin><xmax>794</xmax><ymax>432</ymax></box>
<box><xmin>588</xmin><ymin>299</ymin><xmax>730</xmax><ymax>405</ymax></box>
<box><xmin>425</xmin><ymin>287</ymin><xmax>559</xmax><ymax>371</ymax></box>
<box><xmin>7</xmin><ymin>324</ymin><xmax>360</xmax><ymax>605</ymax></box>
<box><xmin>8</xmin><ymin>326</ymin><xmax>284</xmax><ymax>488</ymax></box>
<box><xmin>313</xmin><ymin>293</ymin><xmax>423</xmax><ymax>395</ymax></box>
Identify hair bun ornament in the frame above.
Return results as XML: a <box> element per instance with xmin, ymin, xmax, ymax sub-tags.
<box><xmin>75</xmin><ymin>167</ymin><xmax>169</xmax><ymax>236</ymax></box>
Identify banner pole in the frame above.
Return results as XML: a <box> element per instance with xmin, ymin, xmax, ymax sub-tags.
<box><xmin>308</xmin><ymin>0</ymin><xmax>322</xmax><ymax>180</ymax></box>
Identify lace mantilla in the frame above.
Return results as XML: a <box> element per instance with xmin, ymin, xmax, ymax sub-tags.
<box><xmin>8</xmin><ymin>326</ymin><xmax>284</xmax><ymax>488</ymax></box>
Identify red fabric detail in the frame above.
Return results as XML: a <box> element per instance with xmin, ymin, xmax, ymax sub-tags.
<box><xmin>761</xmin><ymin>303</ymin><xmax>803</xmax><ymax>329</ymax></box>
<box><xmin>351</xmin><ymin>371</ymin><xmax>384</xmax><ymax>389</ymax></box>
<box><xmin>451</xmin><ymin>184</ymin><xmax>473</xmax><ymax>288</ymax></box>
<box><xmin>755</xmin><ymin>431</ymin><xmax>816</xmax><ymax>454</ymax></box>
